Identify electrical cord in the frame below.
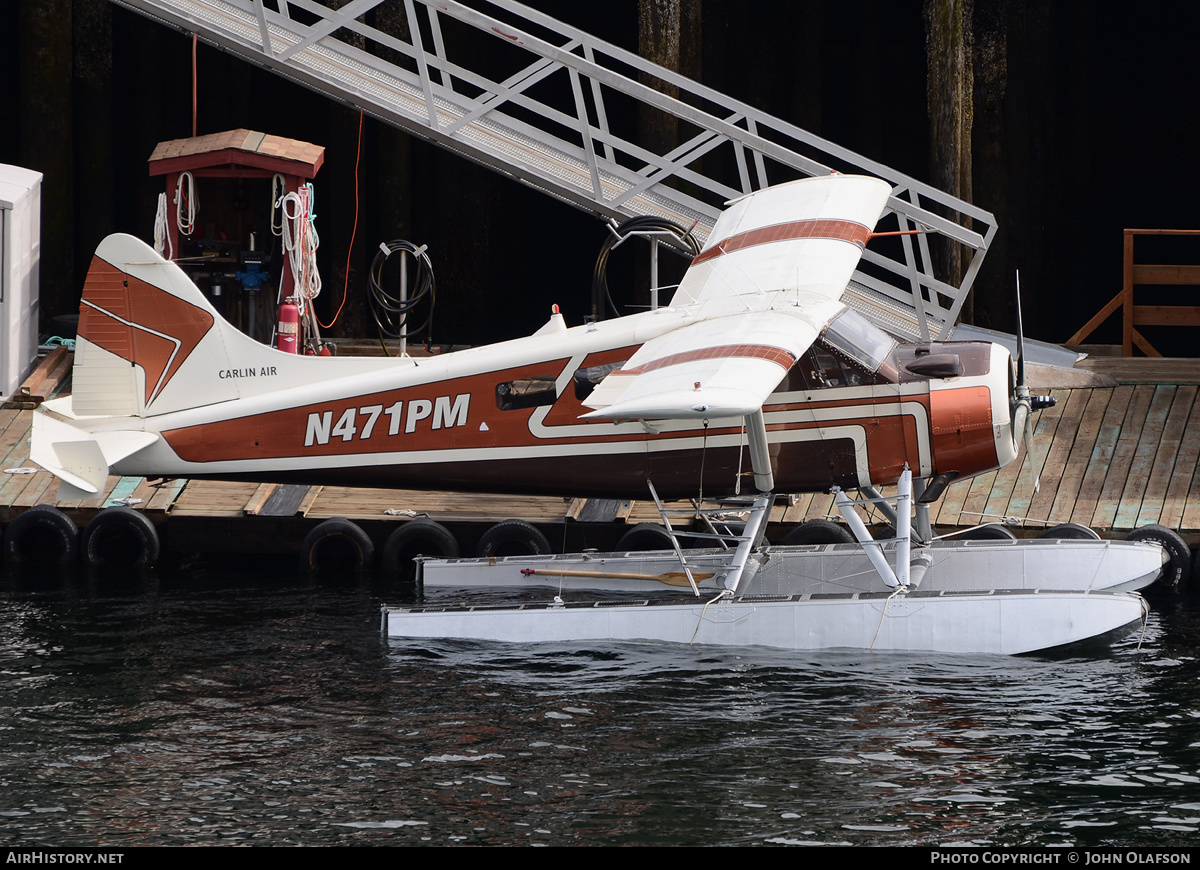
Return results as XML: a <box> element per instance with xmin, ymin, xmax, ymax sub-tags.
<box><xmin>591</xmin><ymin>215</ymin><xmax>701</xmax><ymax>320</ymax></box>
<box><xmin>368</xmin><ymin>240</ymin><xmax>436</xmax><ymax>355</ymax></box>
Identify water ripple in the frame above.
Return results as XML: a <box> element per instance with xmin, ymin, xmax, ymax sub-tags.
<box><xmin>0</xmin><ymin>569</ymin><xmax>1198</xmax><ymax>845</ymax></box>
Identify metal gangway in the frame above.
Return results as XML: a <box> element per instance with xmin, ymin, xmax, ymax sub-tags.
<box><xmin>111</xmin><ymin>0</ymin><xmax>996</xmax><ymax>342</ymax></box>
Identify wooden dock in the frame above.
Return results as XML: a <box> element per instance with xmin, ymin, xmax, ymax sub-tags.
<box><xmin>6</xmin><ymin>350</ymin><xmax>1200</xmax><ymax>570</ymax></box>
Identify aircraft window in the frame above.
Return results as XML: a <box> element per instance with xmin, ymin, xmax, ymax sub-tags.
<box><xmin>496</xmin><ymin>376</ymin><xmax>557</xmax><ymax>411</ymax></box>
<box><xmin>573</xmin><ymin>361</ymin><xmax>627</xmax><ymax>401</ymax></box>
<box><xmin>821</xmin><ymin>308</ymin><xmax>897</xmax><ymax>373</ymax></box>
<box><xmin>794</xmin><ymin>347</ymin><xmax>880</xmax><ymax>391</ymax></box>
<box><xmin>810</xmin><ymin>349</ymin><xmax>847</xmax><ymax>388</ymax></box>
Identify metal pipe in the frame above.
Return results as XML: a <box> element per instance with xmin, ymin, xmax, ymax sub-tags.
<box><xmin>834</xmin><ymin>488</ymin><xmax>899</xmax><ymax>588</ymax></box>
<box><xmin>896</xmin><ymin>467</ymin><xmax>911</xmax><ymax>587</ymax></box>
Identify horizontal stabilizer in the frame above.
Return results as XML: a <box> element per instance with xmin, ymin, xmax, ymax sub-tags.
<box><xmin>56</xmin><ymin>479</ymin><xmax>100</xmax><ymax>503</ymax></box>
<box><xmin>47</xmin><ymin>439</ymin><xmax>110</xmax><ymax>495</ymax></box>
<box><xmin>31</xmin><ymin>408</ymin><xmax>158</xmax><ymax>493</ymax></box>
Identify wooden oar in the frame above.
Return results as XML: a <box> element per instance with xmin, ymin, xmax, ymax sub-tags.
<box><xmin>519</xmin><ymin>567</ymin><xmax>715</xmax><ymax>587</ymax></box>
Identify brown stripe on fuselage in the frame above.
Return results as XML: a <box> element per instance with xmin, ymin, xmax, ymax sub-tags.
<box><xmin>173</xmin><ymin>436</ymin><xmax>863</xmax><ymax>501</ymax></box>
<box><xmin>161</xmin><ymin>355</ymin><xmax>919</xmax><ymax>468</ymax></box>
<box><xmin>158</xmin><ymin>345</ymin><xmax>998</xmax><ymax>495</ymax></box>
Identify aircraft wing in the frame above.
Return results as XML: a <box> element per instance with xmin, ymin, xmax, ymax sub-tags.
<box><xmin>671</xmin><ymin>174</ymin><xmax>893</xmax><ymax>308</ymax></box>
<box><xmin>583</xmin><ymin>174</ymin><xmax>892</xmax><ymax>422</ymax></box>
<box><xmin>581</xmin><ymin>294</ymin><xmax>844</xmax><ymax>420</ymax></box>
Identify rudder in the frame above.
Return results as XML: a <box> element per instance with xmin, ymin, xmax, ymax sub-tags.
<box><xmin>72</xmin><ymin>234</ymin><xmax>244</xmax><ymax>416</ymax></box>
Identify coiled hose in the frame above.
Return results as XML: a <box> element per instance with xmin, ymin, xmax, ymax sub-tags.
<box><xmin>369</xmin><ymin>240</ymin><xmax>435</xmax><ymax>355</ymax></box>
<box><xmin>591</xmin><ymin>215</ymin><xmax>700</xmax><ymax>320</ymax></box>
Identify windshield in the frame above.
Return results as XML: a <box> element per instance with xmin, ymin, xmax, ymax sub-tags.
<box><xmin>820</xmin><ymin>308</ymin><xmax>897</xmax><ymax>374</ymax></box>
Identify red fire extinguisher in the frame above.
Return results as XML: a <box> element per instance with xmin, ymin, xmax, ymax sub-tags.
<box><xmin>277</xmin><ymin>297</ymin><xmax>299</xmax><ymax>353</ymax></box>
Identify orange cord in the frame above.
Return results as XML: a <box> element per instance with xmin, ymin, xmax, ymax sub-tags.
<box><xmin>319</xmin><ymin>108</ymin><xmax>362</xmax><ymax>330</ymax></box>
<box><xmin>192</xmin><ymin>33</ymin><xmax>198</xmax><ymax>137</ymax></box>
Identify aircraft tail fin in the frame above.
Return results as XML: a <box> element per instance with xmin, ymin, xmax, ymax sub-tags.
<box><xmin>71</xmin><ymin>234</ymin><xmax>265</xmax><ymax>417</ymax></box>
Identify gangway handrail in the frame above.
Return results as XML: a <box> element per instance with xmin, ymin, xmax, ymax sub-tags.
<box><xmin>109</xmin><ymin>0</ymin><xmax>997</xmax><ymax>341</ymax></box>
<box><xmin>1066</xmin><ymin>228</ymin><xmax>1200</xmax><ymax>357</ymax></box>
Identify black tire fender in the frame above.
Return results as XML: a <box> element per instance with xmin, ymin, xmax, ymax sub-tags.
<box><xmin>957</xmin><ymin>523</ymin><xmax>1017</xmax><ymax>541</ymax></box>
<box><xmin>781</xmin><ymin>519</ymin><xmax>855</xmax><ymax>546</ymax></box>
<box><xmin>1125</xmin><ymin>524</ymin><xmax>1191</xmax><ymax>588</ymax></box>
<box><xmin>475</xmin><ymin>519</ymin><xmax>552</xmax><ymax>558</ymax></box>
<box><xmin>615</xmin><ymin>522</ymin><xmax>675</xmax><ymax>552</ymax></box>
<box><xmin>381</xmin><ymin>519</ymin><xmax>460</xmax><ymax>582</ymax></box>
<box><xmin>300</xmin><ymin>517</ymin><xmax>375</xmax><ymax>573</ymax></box>
<box><xmin>4</xmin><ymin>505</ymin><xmax>78</xmax><ymax>565</ymax></box>
<box><xmin>81</xmin><ymin>506</ymin><xmax>161</xmax><ymax>568</ymax></box>
<box><xmin>1037</xmin><ymin>522</ymin><xmax>1101</xmax><ymax>541</ymax></box>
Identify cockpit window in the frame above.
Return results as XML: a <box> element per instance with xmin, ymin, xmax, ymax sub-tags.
<box><xmin>794</xmin><ymin>347</ymin><xmax>877</xmax><ymax>390</ymax></box>
<box><xmin>573</xmin><ymin>361</ymin><xmax>626</xmax><ymax>401</ymax></box>
<box><xmin>820</xmin><ymin>308</ymin><xmax>897</xmax><ymax>373</ymax></box>
<box><xmin>496</xmin><ymin>376</ymin><xmax>557</xmax><ymax>411</ymax></box>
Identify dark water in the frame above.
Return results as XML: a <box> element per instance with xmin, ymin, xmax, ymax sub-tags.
<box><xmin>2</xmin><ymin>564</ymin><xmax>1199</xmax><ymax>847</ymax></box>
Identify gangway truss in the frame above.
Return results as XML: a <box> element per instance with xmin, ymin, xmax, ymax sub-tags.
<box><xmin>110</xmin><ymin>0</ymin><xmax>996</xmax><ymax>342</ymax></box>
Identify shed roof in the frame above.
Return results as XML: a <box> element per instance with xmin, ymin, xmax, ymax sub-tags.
<box><xmin>148</xmin><ymin>129</ymin><xmax>324</xmax><ymax>178</ymax></box>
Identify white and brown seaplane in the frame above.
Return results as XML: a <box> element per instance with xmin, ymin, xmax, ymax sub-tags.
<box><xmin>31</xmin><ymin>174</ymin><xmax>1162</xmax><ymax>654</ymax></box>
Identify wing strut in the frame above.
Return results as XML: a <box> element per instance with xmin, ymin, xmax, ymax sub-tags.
<box><xmin>745</xmin><ymin>409</ymin><xmax>774</xmax><ymax>493</ymax></box>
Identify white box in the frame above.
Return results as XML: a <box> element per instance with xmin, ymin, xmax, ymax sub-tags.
<box><xmin>0</xmin><ymin>164</ymin><xmax>42</xmax><ymax>399</ymax></box>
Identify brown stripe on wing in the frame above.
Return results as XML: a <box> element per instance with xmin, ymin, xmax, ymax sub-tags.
<box><xmin>617</xmin><ymin>344</ymin><xmax>797</xmax><ymax>376</ymax></box>
<box><xmin>692</xmin><ymin>218</ymin><xmax>872</xmax><ymax>265</ymax></box>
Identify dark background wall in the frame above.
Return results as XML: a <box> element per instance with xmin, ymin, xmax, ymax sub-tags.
<box><xmin>2</xmin><ymin>0</ymin><xmax>1198</xmax><ymax>351</ymax></box>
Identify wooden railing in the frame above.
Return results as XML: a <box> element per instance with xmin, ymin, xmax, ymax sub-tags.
<box><xmin>1066</xmin><ymin>229</ymin><xmax>1200</xmax><ymax>357</ymax></box>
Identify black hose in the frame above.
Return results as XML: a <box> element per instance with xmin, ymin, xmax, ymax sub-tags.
<box><xmin>369</xmin><ymin>240</ymin><xmax>435</xmax><ymax>354</ymax></box>
<box><xmin>591</xmin><ymin>215</ymin><xmax>701</xmax><ymax>320</ymax></box>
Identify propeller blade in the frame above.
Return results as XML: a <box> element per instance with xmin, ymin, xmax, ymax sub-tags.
<box><xmin>1015</xmin><ymin>269</ymin><xmax>1026</xmax><ymax>390</ymax></box>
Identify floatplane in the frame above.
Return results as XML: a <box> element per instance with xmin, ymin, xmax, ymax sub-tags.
<box><xmin>31</xmin><ymin>174</ymin><xmax>1161</xmax><ymax>654</ymax></box>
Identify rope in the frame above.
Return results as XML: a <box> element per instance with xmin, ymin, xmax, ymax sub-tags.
<box><xmin>270</xmin><ymin>174</ymin><xmax>286</xmax><ymax>240</ymax></box>
<box><xmin>690</xmin><ymin>589</ymin><xmax>733</xmax><ymax>644</ymax></box>
<box><xmin>275</xmin><ymin>183</ymin><xmax>323</xmax><ymax>350</ymax></box>
<box><xmin>734</xmin><ymin>420</ymin><xmax>745</xmax><ymax>496</ymax></box>
<box><xmin>153</xmin><ymin>192</ymin><xmax>173</xmax><ymax>260</ymax></box>
<box><xmin>278</xmin><ymin>184</ymin><xmax>322</xmax><ymax>308</ymax></box>
<box><xmin>175</xmin><ymin>171</ymin><xmax>197</xmax><ymax>238</ymax></box>
<box><xmin>869</xmin><ymin>585</ymin><xmax>911</xmax><ymax>650</ymax></box>
<box><xmin>1136</xmin><ymin>596</ymin><xmax>1151</xmax><ymax>652</ymax></box>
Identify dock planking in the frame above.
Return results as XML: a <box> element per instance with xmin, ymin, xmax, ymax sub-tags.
<box><xmin>1027</xmin><ymin>389</ymin><xmax>1092</xmax><ymax>524</ymax></box>
<box><xmin>1112</xmin><ymin>385</ymin><xmax>1175</xmax><ymax>529</ymax></box>
<box><xmin>1069</xmin><ymin>386</ymin><xmax>1135</xmax><ymax>528</ymax></box>
<box><xmin>1045</xmin><ymin>388</ymin><xmax>1112</xmax><ymax>525</ymax></box>
<box><xmin>1135</xmin><ymin>386</ymin><xmax>1197</xmax><ymax>528</ymax></box>
<box><xmin>1005</xmin><ymin>389</ymin><xmax>1070</xmax><ymax>521</ymax></box>
<box><xmin>1089</xmin><ymin>386</ymin><xmax>1157</xmax><ymax>530</ymax></box>
<box><xmin>1157</xmin><ymin>395</ymin><xmax>1200</xmax><ymax>531</ymax></box>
